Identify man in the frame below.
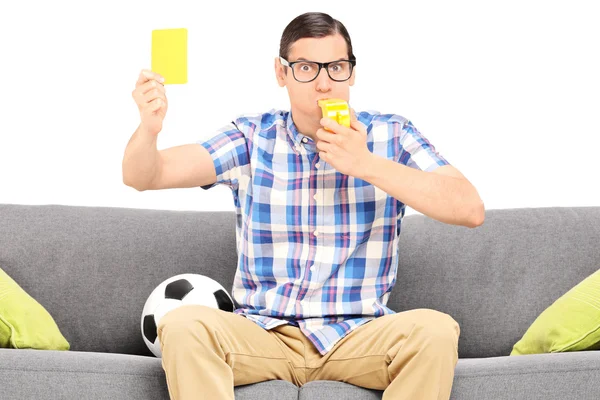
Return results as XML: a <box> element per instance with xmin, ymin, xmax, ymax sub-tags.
<box><xmin>123</xmin><ymin>11</ymin><xmax>484</xmax><ymax>400</ymax></box>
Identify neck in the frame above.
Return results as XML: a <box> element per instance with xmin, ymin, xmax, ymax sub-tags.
<box><xmin>290</xmin><ymin>105</ymin><xmax>322</xmax><ymax>142</ymax></box>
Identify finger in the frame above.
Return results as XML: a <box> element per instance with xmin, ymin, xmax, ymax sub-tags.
<box><xmin>136</xmin><ymin>69</ymin><xmax>165</xmax><ymax>87</ymax></box>
<box><xmin>132</xmin><ymin>81</ymin><xmax>166</xmax><ymax>105</ymax></box>
<box><xmin>321</xmin><ymin>116</ymin><xmax>355</xmax><ymax>138</ymax></box>
<box><xmin>144</xmin><ymin>98</ymin><xmax>164</xmax><ymax>113</ymax></box>
<box><xmin>136</xmin><ymin>69</ymin><xmax>165</xmax><ymax>86</ymax></box>
<box><xmin>139</xmin><ymin>79</ymin><xmax>166</xmax><ymax>96</ymax></box>
<box><xmin>320</xmin><ymin>117</ymin><xmax>341</xmax><ymax>134</ymax></box>
<box><xmin>316</xmin><ymin>138</ymin><xmax>333</xmax><ymax>153</ymax></box>
<box><xmin>316</xmin><ymin>127</ymin><xmax>337</xmax><ymax>143</ymax></box>
<box><xmin>349</xmin><ymin>110</ymin><xmax>366</xmax><ymax>134</ymax></box>
<box><xmin>142</xmin><ymin>87</ymin><xmax>167</xmax><ymax>104</ymax></box>
<box><xmin>349</xmin><ymin>115</ymin><xmax>361</xmax><ymax>131</ymax></box>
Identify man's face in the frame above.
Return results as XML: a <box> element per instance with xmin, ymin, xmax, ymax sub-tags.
<box><xmin>275</xmin><ymin>33</ymin><xmax>356</xmax><ymax>120</ymax></box>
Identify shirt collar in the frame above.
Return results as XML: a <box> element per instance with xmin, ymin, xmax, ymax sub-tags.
<box><xmin>285</xmin><ymin>110</ymin><xmax>301</xmax><ymax>145</ymax></box>
<box><xmin>285</xmin><ymin>110</ymin><xmax>315</xmax><ymax>149</ymax></box>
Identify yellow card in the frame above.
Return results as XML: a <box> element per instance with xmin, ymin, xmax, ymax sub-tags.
<box><xmin>151</xmin><ymin>28</ymin><xmax>188</xmax><ymax>84</ymax></box>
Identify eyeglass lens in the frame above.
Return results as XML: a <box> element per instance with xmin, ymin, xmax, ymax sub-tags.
<box><xmin>292</xmin><ymin>61</ymin><xmax>352</xmax><ymax>82</ymax></box>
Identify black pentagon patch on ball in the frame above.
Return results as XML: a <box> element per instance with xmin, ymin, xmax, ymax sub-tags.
<box><xmin>165</xmin><ymin>279</ymin><xmax>194</xmax><ymax>300</ymax></box>
<box><xmin>214</xmin><ymin>289</ymin><xmax>234</xmax><ymax>312</ymax></box>
<box><xmin>143</xmin><ymin>314</ymin><xmax>158</xmax><ymax>343</ymax></box>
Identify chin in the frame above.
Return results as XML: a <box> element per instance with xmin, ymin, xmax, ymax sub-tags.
<box><xmin>300</xmin><ymin>104</ymin><xmax>321</xmax><ymax>117</ymax></box>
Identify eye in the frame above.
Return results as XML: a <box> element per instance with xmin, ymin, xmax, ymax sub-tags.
<box><xmin>298</xmin><ymin>63</ymin><xmax>313</xmax><ymax>72</ymax></box>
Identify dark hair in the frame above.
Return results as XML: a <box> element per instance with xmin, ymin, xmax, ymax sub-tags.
<box><xmin>279</xmin><ymin>12</ymin><xmax>355</xmax><ymax>61</ymax></box>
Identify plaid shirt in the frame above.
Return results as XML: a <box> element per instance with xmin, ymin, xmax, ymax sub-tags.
<box><xmin>197</xmin><ymin>108</ymin><xmax>450</xmax><ymax>356</ymax></box>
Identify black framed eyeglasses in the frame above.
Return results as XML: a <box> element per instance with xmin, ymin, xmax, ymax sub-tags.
<box><xmin>279</xmin><ymin>57</ymin><xmax>356</xmax><ymax>83</ymax></box>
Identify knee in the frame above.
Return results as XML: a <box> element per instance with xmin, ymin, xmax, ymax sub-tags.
<box><xmin>157</xmin><ymin>305</ymin><xmax>219</xmax><ymax>341</ymax></box>
<box><xmin>405</xmin><ymin>309</ymin><xmax>460</xmax><ymax>345</ymax></box>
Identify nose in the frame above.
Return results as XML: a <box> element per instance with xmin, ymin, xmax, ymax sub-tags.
<box><xmin>315</xmin><ymin>66</ymin><xmax>332</xmax><ymax>92</ymax></box>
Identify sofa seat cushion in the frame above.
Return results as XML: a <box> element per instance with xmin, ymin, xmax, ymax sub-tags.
<box><xmin>299</xmin><ymin>351</ymin><xmax>600</xmax><ymax>400</ymax></box>
<box><xmin>0</xmin><ymin>348</ymin><xmax>298</xmax><ymax>400</ymax></box>
<box><xmin>0</xmin><ymin>349</ymin><xmax>169</xmax><ymax>400</ymax></box>
<box><xmin>450</xmin><ymin>350</ymin><xmax>600</xmax><ymax>400</ymax></box>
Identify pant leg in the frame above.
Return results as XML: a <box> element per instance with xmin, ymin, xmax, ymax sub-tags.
<box><xmin>157</xmin><ymin>304</ymin><xmax>303</xmax><ymax>400</ymax></box>
<box><xmin>306</xmin><ymin>308</ymin><xmax>460</xmax><ymax>400</ymax></box>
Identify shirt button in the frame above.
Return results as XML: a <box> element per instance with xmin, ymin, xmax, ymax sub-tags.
<box><xmin>313</xmin><ymin>193</ymin><xmax>318</xmax><ymax>200</ymax></box>
<box><xmin>314</xmin><ymin>230</ymin><xmax>319</xmax><ymax>236</ymax></box>
<box><xmin>301</xmin><ymin>137</ymin><xmax>308</xmax><ymax>143</ymax></box>
<box><xmin>315</xmin><ymin>163</ymin><xmax>320</xmax><ymax>169</ymax></box>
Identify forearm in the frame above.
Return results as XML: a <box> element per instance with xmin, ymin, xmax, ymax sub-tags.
<box><xmin>122</xmin><ymin>124</ymin><xmax>161</xmax><ymax>191</ymax></box>
<box><xmin>360</xmin><ymin>154</ymin><xmax>482</xmax><ymax>227</ymax></box>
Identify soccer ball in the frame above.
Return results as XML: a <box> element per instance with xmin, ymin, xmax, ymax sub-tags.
<box><xmin>141</xmin><ymin>273</ymin><xmax>235</xmax><ymax>358</ymax></box>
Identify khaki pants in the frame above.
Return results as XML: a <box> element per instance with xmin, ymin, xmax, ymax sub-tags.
<box><xmin>157</xmin><ymin>304</ymin><xmax>460</xmax><ymax>400</ymax></box>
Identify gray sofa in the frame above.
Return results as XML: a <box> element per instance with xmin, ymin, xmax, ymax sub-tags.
<box><xmin>1</xmin><ymin>203</ymin><xmax>599</xmax><ymax>399</ymax></box>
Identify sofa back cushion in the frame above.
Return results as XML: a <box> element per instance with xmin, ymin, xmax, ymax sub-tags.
<box><xmin>0</xmin><ymin>204</ymin><xmax>598</xmax><ymax>358</ymax></box>
<box><xmin>392</xmin><ymin>206</ymin><xmax>600</xmax><ymax>358</ymax></box>
<box><xmin>0</xmin><ymin>204</ymin><xmax>238</xmax><ymax>357</ymax></box>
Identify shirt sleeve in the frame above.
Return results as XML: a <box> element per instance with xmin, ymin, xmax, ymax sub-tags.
<box><xmin>396</xmin><ymin>119</ymin><xmax>450</xmax><ymax>172</ymax></box>
<box><xmin>196</xmin><ymin>119</ymin><xmax>251</xmax><ymax>191</ymax></box>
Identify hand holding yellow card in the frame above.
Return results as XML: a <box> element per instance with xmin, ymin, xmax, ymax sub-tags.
<box><xmin>151</xmin><ymin>28</ymin><xmax>188</xmax><ymax>84</ymax></box>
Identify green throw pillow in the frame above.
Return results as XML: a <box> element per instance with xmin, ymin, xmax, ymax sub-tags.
<box><xmin>511</xmin><ymin>268</ymin><xmax>600</xmax><ymax>356</ymax></box>
<box><xmin>0</xmin><ymin>267</ymin><xmax>69</xmax><ymax>350</ymax></box>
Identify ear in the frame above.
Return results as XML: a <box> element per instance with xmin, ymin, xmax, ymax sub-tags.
<box><xmin>274</xmin><ymin>57</ymin><xmax>286</xmax><ymax>87</ymax></box>
<box><xmin>349</xmin><ymin>67</ymin><xmax>356</xmax><ymax>86</ymax></box>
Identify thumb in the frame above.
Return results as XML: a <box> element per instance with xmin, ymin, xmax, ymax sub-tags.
<box><xmin>349</xmin><ymin>108</ymin><xmax>365</xmax><ymax>135</ymax></box>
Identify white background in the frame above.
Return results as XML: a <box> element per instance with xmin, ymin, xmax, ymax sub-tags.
<box><xmin>1</xmin><ymin>0</ymin><xmax>598</xmax><ymax>215</ymax></box>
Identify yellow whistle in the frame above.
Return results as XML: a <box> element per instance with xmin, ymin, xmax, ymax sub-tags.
<box><xmin>318</xmin><ymin>99</ymin><xmax>350</xmax><ymax>132</ymax></box>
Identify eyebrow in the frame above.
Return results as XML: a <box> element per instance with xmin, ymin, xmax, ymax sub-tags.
<box><xmin>295</xmin><ymin>57</ymin><xmax>347</xmax><ymax>62</ymax></box>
